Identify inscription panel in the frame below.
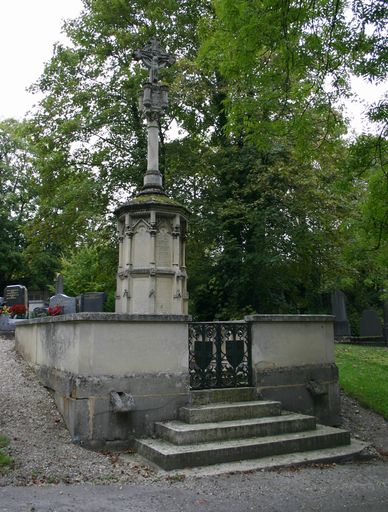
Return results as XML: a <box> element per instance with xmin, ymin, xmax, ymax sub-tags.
<box><xmin>132</xmin><ymin>278</ymin><xmax>151</xmax><ymax>314</ymax></box>
<box><xmin>156</xmin><ymin>225</ymin><xmax>172</xmax><ymax>267</ymax></box>
<box><xmin>156</xmin><ymin>277</ymin><xmax>172</xmax><ymax>314</ymax></box>
<box><xmin>132</xmin><ymin>225</ymin><xmax>149</xmax><ymax>267</ymax></box>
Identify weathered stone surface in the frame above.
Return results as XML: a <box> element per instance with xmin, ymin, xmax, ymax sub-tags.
<box><xmin>331</xmin><ymin>290</ymin><xmax>351</xmax><ymax>337</ymax></box>
<box><xmin>49</xmin><ymin>293</ymin><xmax>76</xmax><ymax>315</ymax></box>
<box><xmin>4</xmin><ymin>284</ymin><xmax>28</xmax><ymax>308</ymax></box>
<box><xmin>254</xmin><ymin>364</ymin><xmax>341</xmax><ymax>426</ymax></box>
<box><xmin>245</xmin><ymin>314</ymin><xmax>334</xmax><ymax>322</ymax></box>
<box><xmin>248</xmin><ymin>315</ymin><xmax>336</xmax><ymax>369</ymax></box>
<box><xmin>78</xmin><ymin>292</ymin><xmax>106</xmax><ymax>312</ymax></box>
<box><xmin>16</xmin><ymin>312</ymin><xmax>191</xmax><ymax>325</ymax></box>
<box><xmin>359</xmin><ymin>309</ymin><xmax>383</xmax><ymax>337</ymax></box>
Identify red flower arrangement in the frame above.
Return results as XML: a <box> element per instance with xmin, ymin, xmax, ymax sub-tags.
<box><xmin>48</xmin><ymin>305</ymin><xmax>62</xmax><ymax>316</ymax></box>
<box><xmin>9</xmin><ymin>304</ymin><xmax>27</xmax><ymax>318</ymax></box>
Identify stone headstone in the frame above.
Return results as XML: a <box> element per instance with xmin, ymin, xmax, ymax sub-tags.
<box><xmin>384</xmin><ymin>299</ymin><xmax>388</xmax><ymax>344</ymax></box>
<box><xmin>331</xmin><ymin>290</ymin><xmax>351</xmax><ymax>336</ymax></box>
<box><xmin>33</xmin><ymin>307</ymin><xmax>49</xmax><ymax>318</ymax></box>
<box><xmin>4</xmin><ymin>285</ymin><xmax>28</xmax><ymax>308</ymax></box>
<box><xmin>49</xmin><ymin>293</ymin><xmax>76</xmax><ymax>315</ymax></box>
<box><xmin>55</xmin><ymin>273</ymin><xmax>64</xmax><ymax>294</ymax></box>
<box><xmin>78</xmin><ymin>292</ymin><xmax>106</xmax><ymax>313</ymax></box>
<box><xmin>359</xmin><ymin>309</ymin><xmax>383</xmax><ymax>337</ymax></box>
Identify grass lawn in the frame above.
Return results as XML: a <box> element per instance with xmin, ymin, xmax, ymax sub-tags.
<box><xmin>335</xmin><ymin>345</ymin><xmax>388</xmax><ymax>419</ymax></box>
<box><xmin>0</xmin><ymin>435</ymin><xmax>12</xmax><ymax>473</ymax></box>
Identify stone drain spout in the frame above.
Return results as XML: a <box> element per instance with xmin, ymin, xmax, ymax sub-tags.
<box><xmin>110</xmin><ymin>391</ymin><xmax>135</xmax><ymax>413</ymax></box>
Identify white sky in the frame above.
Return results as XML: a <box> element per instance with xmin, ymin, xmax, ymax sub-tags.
<box><xmin>0</xmin><ymin>0</ymin><xmax>83</xmax><ymax>120</ymax></box>
<box><xmin>0</xmin><ymin>0</ymin><xmax>386</xmax><ymax>135</ymax></box>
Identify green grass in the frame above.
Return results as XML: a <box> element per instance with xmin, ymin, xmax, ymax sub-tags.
<box><xmin>0</xmin><ymin>435</ymin><xmax>13</xmax><ymax>473</ymax></box>
<box><xmin>335</xmin><ymin>345</ymin><xmax>388</xmax><ymax>419</ymax></box>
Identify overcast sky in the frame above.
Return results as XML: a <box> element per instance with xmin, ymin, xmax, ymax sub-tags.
<box><xmin>0</xmin><ymin>0</ymin><xmax>83</xmax><ymax>120</ymax></box>
<box><xmin>0</xmin><ymin>0</ymin><xmax>385</xmax><ymax>134</ymax></box>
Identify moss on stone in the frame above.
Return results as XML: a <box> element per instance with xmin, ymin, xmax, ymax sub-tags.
<box><xmin>129</xmin><ymin>193</ymin><xmax>183</xmax><ymax>207</ymax></box>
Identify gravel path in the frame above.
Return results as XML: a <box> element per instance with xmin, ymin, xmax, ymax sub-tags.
<box><xmin>0</xmin><ymin>334</ymin><xmax>157</xmax><ymax>486</ymax></box>
<box><xmin>0</xmin><ymin>333</ymin><xmax>387</xmax><ymax>487</ymax></box>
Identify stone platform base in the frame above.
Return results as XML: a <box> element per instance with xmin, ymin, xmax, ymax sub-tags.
<box><xmin>14</xmin><ymin>313</ymin><xmax>341</xmax><ymax>448</ymax></box>
<box><xmin>15</xmin><ymin>313</ymin><xmax>190</xmax><ymax>448</ymax></box>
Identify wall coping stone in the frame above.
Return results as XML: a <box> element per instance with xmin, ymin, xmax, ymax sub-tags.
<box><xmin>245</xmin><ymin>314</ymin><xmax>334</xmax><ymax>323</ymax></box>
<box><xmin>16</xmin><ymin>313</ymin><xmax>191</xmax><ymax>326</ymax></box>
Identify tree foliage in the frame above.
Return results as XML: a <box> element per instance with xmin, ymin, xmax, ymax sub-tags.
<box><xmin>1</xmin><ymin>0</ymin><xmax>386</xmax><ymax>320</ymax></box>
<box><xmin>0</xmin><ymin>120</ymin><xmax>37</xmax><ymax>290</ymax></box>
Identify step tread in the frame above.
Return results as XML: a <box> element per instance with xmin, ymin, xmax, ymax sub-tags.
<box><xmin>183</xmin><ymin>400</ymin><xmax>281</xmax><ymax>411</ymax></box>
<box><xmin>137</xmin><ymin>425</ymin><xmax>349</xmax><ymax>456</ymax></box>
<box><xmin>156</xmin><ymin>412</ymin><xmax>315</xmax><ymax>433</ymax></box>
<box><xmin>146</xmin><ymin>440</ymin><xmax>369</xmax><ymax>476</ymax></box>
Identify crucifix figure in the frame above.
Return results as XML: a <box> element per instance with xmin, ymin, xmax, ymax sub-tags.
<box><xmin>133</xmin><ymin>37</ymin><xmax>175</xmax><ymax>84</ymax></box>
<box><xmin>134</xmin><ymin>38</ymin><xmax>175</xmax><ymax>194</ymax></box>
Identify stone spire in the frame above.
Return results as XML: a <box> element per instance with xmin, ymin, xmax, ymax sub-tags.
<box><xmin>134</xmin><ymin>38</ymin><xmax>175</xmax><ymax>194</ymax></box>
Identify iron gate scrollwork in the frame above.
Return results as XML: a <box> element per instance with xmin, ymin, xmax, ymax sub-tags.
<box><xmin>189</xmin><ymin>322</ymin><xmax>252</xmax><ymax>390</ymax></box>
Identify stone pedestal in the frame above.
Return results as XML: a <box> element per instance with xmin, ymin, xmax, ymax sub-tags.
<box><xmin>115</xmin><ymin>194</ymin><xmax>189</xmax><ymax>315</ymax></box>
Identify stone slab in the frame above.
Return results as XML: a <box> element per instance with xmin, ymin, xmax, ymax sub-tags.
<box><xmin>255</xmin><ymin>364</ymin><xmax>341</xmax><ymax>426</ymax></box>
<box><xmin>137</xmin><ymin>439</ymin><xmax>369</xmax><ymax>476</ymax></box>
<box><xmin>155</xmin><ymin>413</ymin><xmax>317</xmax><ymax>445</ymax></box>
<box><xmin>190</xmin><ymin>387</ymin><xmax>257</xmax><ymax>405</ymax></box>
<box><xmin>135</xmin><ymin>425</ymin><xmax>351</xmax><ymax>470</ymax></box>
<box><xmin>49</xmin><ymin>294</ymin><xmax>76</xmax><ymax>315</ymax></box>
<box><xmin>16</xmin><ymin>313</ymin><xmax>191</xmax><ymax>325</ymax></box>
<box><xmin>245</xmin><ymin>315</ymin><xmax>335</xmax><ymax>322</ymax></box>
<box><xmin>180</xmin><ymin>401</ymin><xmax>282</xmax><ymax>424</ymax></box>
<box><xmin>359</xmin><ymin>309</ymin><xmax>383</xmax><ymax>337</ymax></box>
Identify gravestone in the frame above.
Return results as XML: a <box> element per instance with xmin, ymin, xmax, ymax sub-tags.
<box><xmin>55</xmin><ymin>273</ymin><xmax>64</xmax><ymax>294</ymax></box>
<box><xmin>33</xmin><ymin>307</ymin><xmax>49</xmax><ymax>318</ymax></box>
<box><xmin>331</xmin><ymin>290</ymin><xmax>351</xmax><ymax>337</ymax></box>
<box><xmin>49</xmin><ymin>293</ymin><xmax>76</xmax><ymax>315</ymax></box>
<box><xmin>4</xmin><ymin>285</ymin><xmax>28</xmax><ymax>308</ymax></box>
<box><xmin>384</xmin><ymin>299</ymin><xmax>388</xmax><ymax>344</ymax></box>
<box><xmin>359</xmin><ymin>309</ymin><xmax>383</xmax><ymax>337</ymax></box>
<box><xmin>78</xmin><ymin>292</ymin><xmax>106</xmax><ymax>313</ymax></box>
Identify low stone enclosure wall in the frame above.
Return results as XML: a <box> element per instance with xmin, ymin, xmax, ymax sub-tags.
<box><xmin>15</xmin><ymin>313</ymin><xmax>340</xmax><ymax>449</ymax></box>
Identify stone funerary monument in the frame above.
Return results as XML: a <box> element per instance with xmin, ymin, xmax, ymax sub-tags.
<box><xmin>14</xmin><ymin>38</ymin><xmax>362</xmax><ymax>469</ymax></box>
<box><xmin>115</xmin><ymin>38</ymin><xmax>189</xmax><ymax>316</ymax></box>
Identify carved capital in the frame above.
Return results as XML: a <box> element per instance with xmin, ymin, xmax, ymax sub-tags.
<box><xmin>172</xmin><ymin>226</ymin><xmax>181</xmax><ymax>238</ymax></box>
<box><xmin>117</xmin><ymin>270</ymin><xmax>129</xmax><ymax>280</ymax></box>
<box><xmin>125</xmin><ymin>227</ymin><xmax>134</xmax><ymax>238</ymax></box>
<box><xmin>148</xmin><ymin>222</ymin><xmax>158</xmax><ymax>236</ymax></box>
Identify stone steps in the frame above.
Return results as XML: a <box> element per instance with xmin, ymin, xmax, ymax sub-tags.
<box><xmin>155</xmin><ymin>412</ymin><xmax>317</xmax><ymax>445</ymax></box>
<box><xmin>135</xmin><ymin>425</ymin><xmax>351</xmax><ymax>471</ymax></box>
<box><xmin>179</xmin><ymin>400</ymin><xmax>282</xmax><ymax>423</ymax></box>
<box><xmin>190</xmin><ymin>387</ymin><xmax>258</xmax><ymax>405</ymax></box>
<box><xmin>135</xmin><ymin>387</ymin><xmax>358</xmax><ymax>472</ymax></box>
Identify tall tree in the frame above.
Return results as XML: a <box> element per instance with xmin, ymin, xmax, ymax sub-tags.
<box><xmin>0</xmin><ymin>119</ymin><xmax>37</xmax><ymax>290</ymax></box>
<box><xmin>23</xmin><ymin>0</ymin><xmax>387</xmax><ymax>318</ymax></box>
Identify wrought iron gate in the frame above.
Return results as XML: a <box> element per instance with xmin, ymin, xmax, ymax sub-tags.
<box><xmin>188</xmin><ymin>322</ymin><xmax>252</xmax><ymax>390</ymax></box>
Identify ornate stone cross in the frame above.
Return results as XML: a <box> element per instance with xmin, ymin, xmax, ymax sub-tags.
<box><xmin>133</xmin><ymin>37</ymin><xmax>175</xmax><ymax>84</ymax></box>
<box><xmin>133</xmin><ymin>38</ymin><xmax>175</xmax><ymax>194</ymax></box>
